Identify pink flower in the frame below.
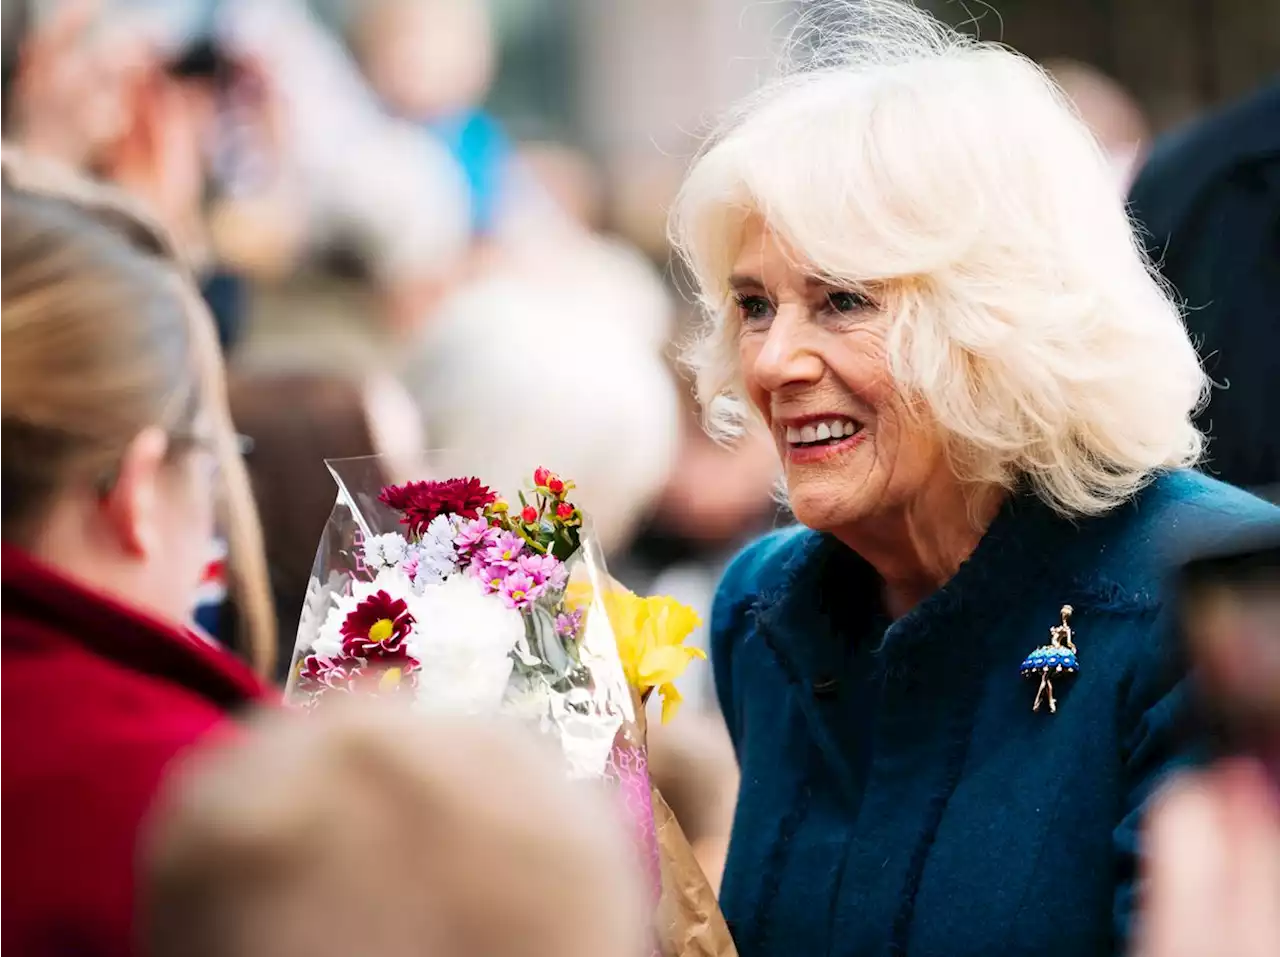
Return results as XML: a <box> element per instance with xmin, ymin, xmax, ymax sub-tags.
<box><xmin>499</xmin><ymin>571</ymin><xmax>544</xmax><ymax>610</ymax></box>
<box><xmin>516</xmin><ymin>553</ymin><xmax>567</xmax><ymax>591</ymax></box>
<box><xmin>482</xmin><ymin>531</ymin><xmax>525</xmax><ymax>569</ymax></box>
<box><xmin>470</xmin><ymin>559</ymin><xmax>510</xmax><ymax>594</ymax></box>
<box><xmin>455</xmin><ymin>518</ymin><xmax>498</xmax><ymax>565</ymax></box>
<box><xmin>555</xmin><ymin>609</ymin><xmax>583</xmax><ymax>640</ymax></box>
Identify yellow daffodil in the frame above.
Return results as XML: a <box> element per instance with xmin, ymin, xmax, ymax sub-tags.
<box><xmin>593</xmin><ymin>586</ymin><xmax>705</xmax><ymax>723</ymax></box>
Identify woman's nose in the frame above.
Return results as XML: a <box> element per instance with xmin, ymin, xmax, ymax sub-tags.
<box><xmin>751</xmin><ymin>308</ymin><xmax>824</xmax><ymax>392</ymax></box>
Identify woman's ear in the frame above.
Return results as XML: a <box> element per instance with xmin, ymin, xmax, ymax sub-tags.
<box><xmin>101</xmin><ymin>426</ymin><xmax>170</xmax><ymax>558</ymax></box>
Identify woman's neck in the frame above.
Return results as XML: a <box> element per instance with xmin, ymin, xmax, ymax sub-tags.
<box><xmin>835</xmin><ymin>483</ymin><xmax>1006</xmax><ymax>619</ymax></box>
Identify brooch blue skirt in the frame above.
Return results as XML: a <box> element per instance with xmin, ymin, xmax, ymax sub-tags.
<box><xmin>1021</xmin><ymin>605</ymin><xmax>1079</xmax><ymax>713</ymax></box>
<box><xmin>1019</xmin><ymin>645</ymin><xmax>1080</xmax><ymax>677</ymax></box>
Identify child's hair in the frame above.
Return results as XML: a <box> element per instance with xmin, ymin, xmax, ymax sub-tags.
<box><xmin>1</xmin><ymin>149</ymin><xmax>276</xmax><ymax>673</ymax></box>
<box><xmin>143</xmin><ymin>701</ymin><xmax>647</xmax><ymax>957</ymax></box>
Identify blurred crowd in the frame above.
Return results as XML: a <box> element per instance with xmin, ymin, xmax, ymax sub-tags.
<box><xmin>0</xmin><ymin>0</ymin><xmax>784</xmax><ymax>687</ymax></box>
<box><xmin>2</xmin><ymin>0</ymin><xmax>758</xmax><ymax>904</ymax></box>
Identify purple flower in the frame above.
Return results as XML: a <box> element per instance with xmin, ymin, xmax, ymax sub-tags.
<box><xmin>516</xmin><ymin>553</ymin><xmax>567</xmax><ymax>591</ymax></box>
<box><xmin>455</xmin><ymin>518</ymin><xmax>498</xmax><ymax>566</ymax></box>
<box><xmin>470</xmin><ymin>559</ymin><xmax>511</xmax><ymax>595</ymax></box>
<box><xmin>499</xmin><ymin>571</ymin><xmax>544</xmax><ymax>610</ymax></box>
<box><xmin>482</xmin><ymin>531</ymin><xmax>526</xmax><ymax>569</ymax></box>
<box><xmin>555</xmin><ymin>609</ymin><xmax>583</xmax><ymax>640</ymax></box>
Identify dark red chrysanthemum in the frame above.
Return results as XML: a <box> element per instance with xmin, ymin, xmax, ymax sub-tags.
<box><xmin>340</xmin><ymin>590</ymin><xmax>414</xmax><ymax>657</ymax></box>
<box><xmin>379</xmin><ymin>477</ymin><xmax>497</xmax><ymax>536</ymax></box>
<box><xmin>296</xmin><ymin>652</ymin><xmax>358</xmax><ymax>697</ymax></box>
<box><xmin>349</xmin><ymin>645</ymin><xmax>421</xmax><ymax>696</ymax></box>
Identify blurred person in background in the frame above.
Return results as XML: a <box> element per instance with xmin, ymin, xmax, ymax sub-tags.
<box><xmin>1045</xmin><ymin>58</ymin><xmax>1151</xmax><ymax>193</ymax></box>
<box><xmin>620</xmin><ymin>382</ymin><xmax>781</xmax><ymax>713</ymax></box>
<box><xmin>144</xmin><ymin>701</ymin><xmax>648</xmax><ymax>957</ymax></box>
<box><xmin>1</xmin><ymin>0</ymin><xmax>31</xmax><ymax>134</ymax></box>
<box><xmin>4</xmin><ymin>0</ymin><xmax>308</xmax><ymax>353</ymax></box>
<box><xmin>228</xmin><ymin>370</ymin><xmax>425</xmax><ymax>683</ymax></box>
<box><xmin>352</xmin><ymin>0</ymin><xmax>516</xmax><ymax>241</ymax></box>
<box><xmin>350</xmin><ymin>0</ymin><xmax>581</xmax><ymax>270</ymax></box>
<box><xmin>669</xmin><ymin>2</ymin><xmax>1280</xmax><ymax>955</ymax></box>
<box><xmin>646</xmin><ymin>713</ymin><xmax>740</xmax><ymax>893</ymax></box>
<box><xmin>223</xmin><ymin>0</ymin><xmax>473</xmax><ymax>335</ymax></box>
<box><xmin>1</xmin><ymin>153</ymin><xmax>273</xmax><ymax>957</ymax></box>
<box><xmin>518</xmin><ymin>139</ymin><xmax>607</xmax><ymax>231</ymax></box>
<box><xmin>1128</xmin><ymin>81</ymin><xmax>1280</xmax><ymax>501</ymax></box>
<box><xmin>402</xmin><ymin>239</ymin><xmax>683</xmax><ymax>562</ymax></box>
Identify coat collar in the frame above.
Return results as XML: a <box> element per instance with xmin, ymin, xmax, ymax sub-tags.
<box><xmin>753</xmin><ymin>491</ymin><xmax>1061</xmax><ymax>661</ymax></box>
<box><xmin>1</xmin><ymin>543</ymin><xmax>265</xmax><ymax>709</ymax></box>
<box><xmin>744</xmin><ymin>492</ymin><xmax>1068</xmax><ymax>805</ymax></box>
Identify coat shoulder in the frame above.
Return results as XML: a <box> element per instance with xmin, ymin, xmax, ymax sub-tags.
<box><xmin>1126</xmin><ymin>470</ymin><xmax>1280</xmax><ymax>557</ymax></box>
<box><xmin>712</xmin><ymin>525</ymin><xmax>820</xmax><ymax>629</ymax></box>
<box><xmin>1062</xmin><ymin>470</ymin><xmax>1280</xmax><ymax>610</ymax></box>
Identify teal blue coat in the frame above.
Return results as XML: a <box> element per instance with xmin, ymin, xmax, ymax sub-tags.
<box><xmin>711</xmin><ymin>470</ymin><xmax>1280</xmax><ymax>957</ymax></box>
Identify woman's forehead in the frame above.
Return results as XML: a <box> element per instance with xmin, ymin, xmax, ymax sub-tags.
<box><xmin>728</xmin><ymin>214</ymin><xmax>827</xmax><ymax>288</ymax></box>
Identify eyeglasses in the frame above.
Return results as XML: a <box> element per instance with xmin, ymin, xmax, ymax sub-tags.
<box><xmin>95</xmin><ymin>431</ymin><xmax>253</xmax><ymax>496</ymax></box>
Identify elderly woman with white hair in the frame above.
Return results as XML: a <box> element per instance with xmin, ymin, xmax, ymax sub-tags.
<box><xmin>670</xmin><ymin>3</ymin><xmax>1280</xmax><ymax>957</ymax></box>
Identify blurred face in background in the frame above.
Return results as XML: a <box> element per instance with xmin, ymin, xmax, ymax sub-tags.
<box><xmin>357</xmin><ymin>0</ymin><xmax>494</xmax><ymax>119</ymax></box>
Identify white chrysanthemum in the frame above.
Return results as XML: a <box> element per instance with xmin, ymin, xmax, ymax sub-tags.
<box><xmin>403</xmin><ymin>575</ymin><xmax>525</xmax><ymax>714</ymax></box>
<box><xmin>361</xmin><ymin>532</ymin><xmax>409</xmax><ymax>570</ymax></box>
<box><xmin>311</xmin><ymin>565</ymin><xmax>416</xmax><ymax>659</ymax></box>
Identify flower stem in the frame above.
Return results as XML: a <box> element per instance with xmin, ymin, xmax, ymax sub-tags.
<box><xmin>513</xmin><ymin>523</ymin><xmax>548</xmax><ymax>554</ymax></box>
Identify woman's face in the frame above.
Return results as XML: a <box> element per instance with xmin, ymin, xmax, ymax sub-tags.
<box><xmin>732</xmin><ymin>214</ymin><xmax>951</xmax><ymax>532</ymax></box>
<box><xmin>150</xmin><ymin>425</ymin><xmax>221</xmax><ymax>626</ymax></box>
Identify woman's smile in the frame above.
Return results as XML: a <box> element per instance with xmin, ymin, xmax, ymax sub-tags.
<box><xmin>776</xmin><ymin>413</ymin><xmax>870</xmax><ymax>465</ymax></box>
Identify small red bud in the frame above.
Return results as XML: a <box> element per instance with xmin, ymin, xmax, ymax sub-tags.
<box><xmin>521</xmin><ymin>505</ymin><xmax>538</xmax><ymax>524</ymax></box>
<box><xmin>533</xmin><ymin>467</ymin><xmax>551</xmax><ymax>487</ymax></box>
<box><xmin>548</xmin><ymin>477</ymin><xmax>565</xmax><ymax>495</ymax></box>
<box><xmin>556</xmin><ymin>501</ymin><xmax>574</xmax><ymax>519</ymax></box>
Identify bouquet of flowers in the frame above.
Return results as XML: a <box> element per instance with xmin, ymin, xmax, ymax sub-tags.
<box><xmin>286</xmin><ymin>457</ymin><xmax>735</xmax><ymax>956</ymax></box>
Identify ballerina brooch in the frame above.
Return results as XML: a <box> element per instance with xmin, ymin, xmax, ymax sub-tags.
<box><xmin>1020</xmin><ymin>605</ymin><xmax>1078</xmax><ymax>713</ymax></box>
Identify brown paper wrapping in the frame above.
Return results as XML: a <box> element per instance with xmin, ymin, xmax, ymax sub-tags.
<box><xmin>607</xmin><ymin>584</ymin><xmax>736</xmax><ymax>957</ymax></box>
<box><xmin>653</xmin><ymin>785</ymin><xmax>738</xmax><ymax>957</ymax></box>
<box><xmin>628</xmin><ymin>687</ymin><xmax>736</xmax><ymax>957</ymax></box>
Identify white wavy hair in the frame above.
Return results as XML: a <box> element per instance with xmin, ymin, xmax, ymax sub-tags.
<box><xmin>670</xmin><ymin>0</ymin><xmax>1207</xmax><ymax>517</ymax></box>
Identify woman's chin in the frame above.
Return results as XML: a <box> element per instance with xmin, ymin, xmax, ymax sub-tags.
<box><xmin>786</xmin><ymin>484</ymin><xmax>873</xmax><ymax>532</ymax></box>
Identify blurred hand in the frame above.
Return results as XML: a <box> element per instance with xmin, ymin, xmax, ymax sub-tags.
<box><xmin>1135</xmin><ymin>759</ymin><xmax>1280</xmax><ymax>957</ymax></box>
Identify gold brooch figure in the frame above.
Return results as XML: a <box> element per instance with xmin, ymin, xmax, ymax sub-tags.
<box><xmin>1019</xmin><ymin>605</ymin><xmax>1079</xmax><ymax>713</ymax></box>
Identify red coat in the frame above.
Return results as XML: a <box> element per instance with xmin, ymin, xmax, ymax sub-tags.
<box><xmin>1</xmin><ymin>544</ymin><xmax>266</xmax><ymax>957</ymax></box>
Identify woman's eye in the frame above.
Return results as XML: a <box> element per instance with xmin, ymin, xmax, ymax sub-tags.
<box><xmin>734</xmin><ymin>294</ymin><xmax>775</xmax><ymax>324</ymax></box>
<box><xmin>826</xmin><ymin>290</ymin><xmax>873</xmax><ymax>314</ymax></box>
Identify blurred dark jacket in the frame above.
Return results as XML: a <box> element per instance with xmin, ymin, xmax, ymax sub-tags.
<box><xmin>200</xmin><ymin>270</ymin><xmax>247</xmax><ymax>353</ymax></box>
<box><xmin>1128</xmin><ymin>81</ymin><xmax>1280</xmax><ymax>497</ymax></box>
